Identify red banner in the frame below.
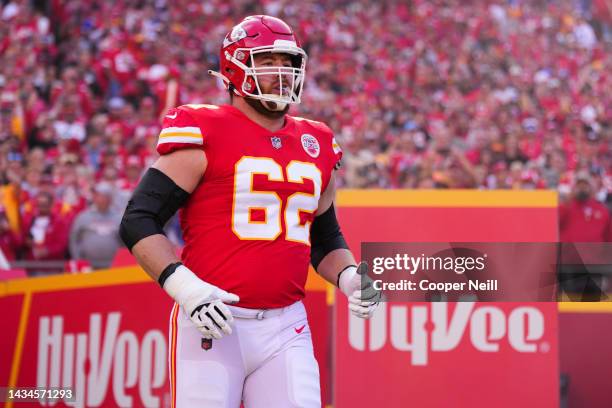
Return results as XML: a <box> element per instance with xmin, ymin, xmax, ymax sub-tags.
<box><xmin>18</xmin><ymin>283</ymin><xmax>173</xmax><ymax>407</ymax></box>
<box><xmin>0</xmin><ymin>295</ymin><xmax>23</xmax><ymax>387</ymax></box>
<box><xmin>335</xmin><ymin>300</ymin><xmax>559</xmax><ymax>407</ymax></box>
<box><xmin>558</xmin><ymin>306</ymin><xmax>612</xmax><ymax>408</ymax></box>
<box><xmin>333</xmin><ymin>190</ymin><xmax>560</xmax><ymax>407</ymax></box>
<box><xmin>4</xmin><ymin>273</ymin><xmax>329</xmax><ymax>408</ymax></box>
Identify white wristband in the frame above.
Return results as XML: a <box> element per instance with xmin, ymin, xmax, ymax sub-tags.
<box><xmin>162</xmin><ymin>265</ymin><xmax>205</xmax><ymax>307</ymax></box>
<box><xmin>338</xmin><ymin>265</ymin><xmax>358</xmax><ymax>297</ymax></box>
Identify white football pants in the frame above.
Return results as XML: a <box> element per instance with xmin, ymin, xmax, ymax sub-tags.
<box><xmin>168</xmin><ymin>300</ymin><xmax>321</xmax><ymax>408</ymax></box>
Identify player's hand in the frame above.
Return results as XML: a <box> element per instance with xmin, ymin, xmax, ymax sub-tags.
<box><xmin>187</xmin><ymin>288</ymin><xmax>239</xmax><ymax>340</ymax></box>
<box><xmin>338</xmin><ymin>262</ymin><xmax>382</xmax><ymax>319</ymax></box>
<box><xmin>163</xmin><ymin>265</ymin><xmax>240</xmax><ymax>339</ymax></box>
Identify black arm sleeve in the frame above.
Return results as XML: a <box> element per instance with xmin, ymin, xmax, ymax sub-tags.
<box><xmin>310</xmin><ymin>203</ymin><xmax>349</xmax><ymax>270</ymax></box>
<box><xmin>119</xmin><ymin>168</ymin><xmax>190</xmax><ymax>251</ymax></box>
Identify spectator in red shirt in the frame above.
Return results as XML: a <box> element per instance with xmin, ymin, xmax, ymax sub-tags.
<box><xmin>49</xmin><ymin>66</ymin><xmax>93</xmax><ymax>119</ymax></box>
<box><xmin>118</xmin><ymin>155</ymin><xmax>143</xmax><ymax>192</ymax></box>
<box><xmin>0</xmin><ymin>206</ymin><xmax>22</xmax><ymax>261</ymax></box>
<box><xmin>559</xmin><ymin>172</ymin><xmax>612</xmax><ymax>242</ymax></box>
<box><xmin>21</xmin><ymin>190</ymin><xmax>69</xmax><ymax>274</ymax></box>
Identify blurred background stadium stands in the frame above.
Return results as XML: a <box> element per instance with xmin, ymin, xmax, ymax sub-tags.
<box><xmin>0</xmin><ymin>0</ymin><xmax>610</xmax><ymax>274</ymax></box>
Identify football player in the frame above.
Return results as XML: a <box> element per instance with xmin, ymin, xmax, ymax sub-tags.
<box><xmin>120</xmin><ymin>15</ymin><xmax>381</xmax><ymax>408</ymax></box>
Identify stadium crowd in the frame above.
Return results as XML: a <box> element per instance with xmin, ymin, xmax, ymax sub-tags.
<box><xmin>0</xmin><ymin>0</ymin><xmax>610</xmax><ymax>272</ymax></box>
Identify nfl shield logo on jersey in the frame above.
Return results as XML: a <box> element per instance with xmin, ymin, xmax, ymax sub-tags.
<box><xmin>301</xmin><ymin>134</ymin><xmax>320</xmax><ymax>158</ymax></box>
<box><xmin>271</xmin><ymin>136</ymin><xmax>282</xmax><ymax>149</ymax></box>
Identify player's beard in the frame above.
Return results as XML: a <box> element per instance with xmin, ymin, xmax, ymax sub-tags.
<box><xmin>245</xmin><ymin>96</ymin><xmax>289</xmax><ymax>119</ymax></box>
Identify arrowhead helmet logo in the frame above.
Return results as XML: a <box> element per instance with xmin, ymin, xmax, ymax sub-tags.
<box><xmin>224</xmin><ymin>25</ymin><xmax>248</xmax><ymax>47</ymax></box>
<box><xmin>230</xmin><ymin>26</ymin><xmax>247</xmax><ymax>42</ymax></box>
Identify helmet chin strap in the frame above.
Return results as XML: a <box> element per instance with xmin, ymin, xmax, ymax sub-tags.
<box><xmin>260</xmin><ymin>98</ymin><xmax>287</xmax><ymax>111</ymax></box>
<box><xmin>244</xmin><ymin>96</ymin><xmax>289</xmax><ymax>119</ymax></box>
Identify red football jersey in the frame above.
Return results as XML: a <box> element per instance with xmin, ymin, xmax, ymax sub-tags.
<box><xmin>157</xmin><ymin>104</ymin><xmax>342</xmax><ymax>308</ymax></box>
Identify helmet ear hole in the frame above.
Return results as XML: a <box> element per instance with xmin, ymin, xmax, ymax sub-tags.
<box><xmin>290</xmin><ymin>55</ymin><xmax>302</xmax><ymax>68</ymax></box>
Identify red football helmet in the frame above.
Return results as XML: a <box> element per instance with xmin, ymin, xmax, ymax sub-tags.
<box><xmin>208</xmin><ymin>15</ymin><xmax>307</xmax><ymax>110</ymax></box>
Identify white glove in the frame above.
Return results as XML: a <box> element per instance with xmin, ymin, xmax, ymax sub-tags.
<box><xmin>163</xmin><ymin>265</ymin><xmax>239</xmax><ymax>339</ymax></box>
<box><xmin>338</xmin><ymin>262</ymin><xmax>382</xmax><ymax>319</ymax></box>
